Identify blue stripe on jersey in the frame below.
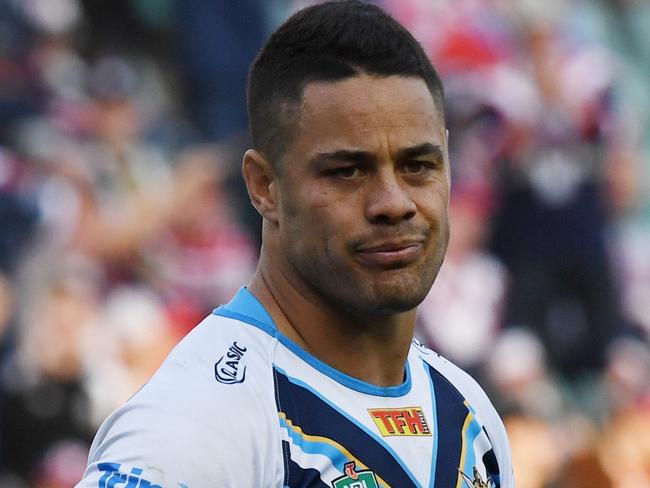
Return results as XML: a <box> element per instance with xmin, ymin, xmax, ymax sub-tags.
<box><xmin>274</xmin><ymin>365</ymin><xmax>422</xmax><ymax>485</ymax></box>
<box><xmin>424</xmin><ymin>363</ymin><xmax>469</xmax><ymax>488</ymax></box>
<box><xmin>214</xmin><ymin>307</ymin><xmax>277</xmax><ymax>336</ymax></box>
<box><xmin>214</xmin><ymin>286</ymin><xmax>276</xmax><ymax>326</ymax></box>
<box><xmin>459</xmin><ymin>412</ymin><xmax>484</xmax><ymax>482</ymax></box>
<box><xmin>481</xmin><ymin>433</ymin><xmax>501</xmax><ymax>488</ymax></box>
<box><xmin>281</xmin><ymin>440</ymin><xmax>331</xmax><ymax>488</ymax></box>
<box><xmin>214</xmin><ymin>288</ymin><xmax>412</xmax><ymax>397</ymax></box>
<box><xmin>272</xmin><ymin>365</ymin><xmax>413</xmax><ymax>466</ymax></box>
<box><xmin>273</xmin><ymin>366</ymin><xmax>420</xmax><ymax>488</ymax></box>
<box><xmin>275</xmin><ymin>335</ymin><xmax>412</xmax><ymax>397</ymax></box>
<box><xmin>422</xmin><ymin>360</ymin><xmax>439</xmax><ymax>488</ymax></box>
<box><xmin>279</xmin><ymin>414</ymin><xmax>349</xmax><ymax>470</ymax></box>
<box><xmin>287</xmin><ymin>458</ymin><xmax>331</xmax><ymax>488</ymax></box>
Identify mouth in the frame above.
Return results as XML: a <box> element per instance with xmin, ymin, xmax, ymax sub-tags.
<box><xmin>355</xmin><ymin>239</ymin><xmax>425</xmax><ymax>268</ymax></box>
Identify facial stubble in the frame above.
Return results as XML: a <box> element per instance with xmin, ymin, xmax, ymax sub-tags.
<box><xmin>280</xmin><ymin>202</ymin><xmax>450</xmax><ymax>319</ymax></box>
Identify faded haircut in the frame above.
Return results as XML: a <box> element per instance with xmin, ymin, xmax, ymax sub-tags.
<box><xmin>247</xmin><ymin>0</ymin><xmax>445</xmax><ymax>167</ymax></box>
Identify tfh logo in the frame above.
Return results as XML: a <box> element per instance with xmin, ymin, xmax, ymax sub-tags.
<box><xmin>368</xmin><ymin>407</ymin><xmax>431</xmax><ymax>436</ymax></box>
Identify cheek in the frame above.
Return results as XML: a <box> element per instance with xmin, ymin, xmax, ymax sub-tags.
<box><xmin>417</xmin><ymin>186</ymin><xmax>449</xmax><ymax>222</ymax></box>
<box><xmin>308</xmin><ymin>185</ymin><xmax>333</xmax><ymax>209</ymax></box>
<box><xmin>284</xmin><ymin>190</ymin><xmax>355</xmax><ymax>258</ymax></box>
<box><xmin>280</xmin><ymin>189</ymin><xmax>330</xmax><ymax>248</ymax></box>
<box><xmin>293</xmin><ymin>183</ymin><xmax>348</xmax><ymax>225</ymax></box>
<box><xmin>281</xmin><ymin>179</ymin><xmax>331</xmax><ymax>214</ymax></box>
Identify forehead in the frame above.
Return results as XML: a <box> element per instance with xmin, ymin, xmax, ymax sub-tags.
<box><xmin>293</xmin><ymin>74</ymin><xmax>444</xmax><ymax>151</ymax></box>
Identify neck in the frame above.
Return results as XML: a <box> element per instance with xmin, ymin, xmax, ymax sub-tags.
<box><xmin>248</xmin><ymin>252</ymin><xmax>416</xmax><ymax>387</ymax></box>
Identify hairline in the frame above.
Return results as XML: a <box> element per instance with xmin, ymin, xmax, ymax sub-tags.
<box><xmin>264</xmin><ymin>71</ymin><xmax>445</xmax><ymax>170</ymax></box>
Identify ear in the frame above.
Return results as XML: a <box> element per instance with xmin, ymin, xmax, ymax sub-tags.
<box><xmin>442</xmin><ymin>128</ymin><xmax>451</xmax><ymax>187</ymax></box>
<box><xmin>242</xmin><ymin>149</ymin><xmax>279</xmax><ymax>223</ymax></box>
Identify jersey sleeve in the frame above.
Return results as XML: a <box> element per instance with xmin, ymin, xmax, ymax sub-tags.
<box><xmin>76</xmin><ymin>405</ymin><xmax>211</xmax><ymax>488</ymax></box>
<box><xmin>76</xmin><ymin>398</ymin><xmax>278</xmax><ymax>487</ymax></box>
<box><xmin>76</xmin><ymin>316</ymin><xmax>283</xmax><ymax>487</ymax></box>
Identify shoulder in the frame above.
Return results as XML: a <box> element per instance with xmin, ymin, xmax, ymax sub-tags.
<box><xmin>411</xmin><ymin>339</ymin><xmax>515</xmax><ymax>488</ymax></box>
<box><xmin>144</xmin><ymin>312</ymin><xmax>277</xmax><ymax>417</ymax></box>
<box><xmin>412</xmin><ymin>338</ymin><xmax>494</xmax><ymax>412</ymax></box>
<box><xmin>76</xmin><ymin>314</ymin><xmax>283</xmax><ymax>487</ymax></box>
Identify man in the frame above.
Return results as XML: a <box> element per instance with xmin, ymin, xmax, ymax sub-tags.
<box><xmin>77</xmin><ymin>1</ymin><xmax>514</xmax><ymax>487</ymax></box>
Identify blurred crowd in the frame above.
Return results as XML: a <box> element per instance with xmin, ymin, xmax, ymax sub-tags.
<box><xmin>396</xmin><ymin>1</ymin><xmax>650</xmax><ymax>486</ymax></box>
<box><xmin>0</xmin><ymin>0</ymin><xmax>648</xmax><ymax>487</ymax></box>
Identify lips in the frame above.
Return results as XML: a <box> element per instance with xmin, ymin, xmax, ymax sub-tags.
<box><xmin>355</xmin><ymin>239</ymin><xmax>425</xmax><ymax>268</ymax></box>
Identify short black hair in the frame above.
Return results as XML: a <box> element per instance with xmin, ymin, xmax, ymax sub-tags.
<box><xmin>247</xmin><ymin>0</ymin><xmax>445</xmax><ymax>166</ymax></box>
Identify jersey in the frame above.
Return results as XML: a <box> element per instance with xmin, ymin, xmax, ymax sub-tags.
<box><xmin>76</xmin><ymin>287</ymin><xmax>514</xmax><ymax>488</ymax></box>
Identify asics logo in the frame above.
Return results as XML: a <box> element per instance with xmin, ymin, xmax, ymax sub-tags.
<box><xmin>214</xmin><ymin>341</ymin><xmax>247</xmax><ymax>384</ymax></box>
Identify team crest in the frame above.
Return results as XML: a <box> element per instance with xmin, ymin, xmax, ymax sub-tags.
<box><xmin>459</xmin><ymin>467</ymin><xmax>490</xmax><ymax>488</ymax></box>
<box><xmin>331</xmin><ymin>462</ymin><xmax>379</xmax><ymax>488</ymax></box>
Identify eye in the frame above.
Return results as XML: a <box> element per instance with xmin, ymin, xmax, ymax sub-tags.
<box><xmin>402</xmin><ymin>160</ymin><xmax>434</xmax><ymax>175</ymax></box>
<box><xmin>325</xmin><ymin>166</ymin><xmax>362</xmax><ymax>179</ymax></box>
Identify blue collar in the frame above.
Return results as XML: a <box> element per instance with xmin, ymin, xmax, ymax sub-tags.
<box><xmin>213</xmin><ymin>287</ymin><xmax>412</xmax><ymax>397</ymax></box>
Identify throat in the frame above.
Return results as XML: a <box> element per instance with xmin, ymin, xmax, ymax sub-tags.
<box><xmin>248</xmin><ymin>260</ymin><xmax>416</xmax><ymax>388</ymax></box>
<box><xmin>299</xmin><ymin>319</ymin><xmax>413</xmax><ymax>387</ymax></box>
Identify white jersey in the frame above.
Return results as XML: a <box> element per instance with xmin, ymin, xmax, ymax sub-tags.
<box><xmin>77</xmin><ymin>288</ymin><xmax>514</xmax><ymax>488</ymax></box>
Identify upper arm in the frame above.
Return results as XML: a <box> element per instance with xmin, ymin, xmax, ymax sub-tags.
<box><xmin>76</xmin><ymin>406</ymin><xmax>219</xmax><ymax>487</ymax></box>
<box><xmin>76</xmin><ymin>391</ymin><xmax>281</xmax><ymax>487</ymax></box>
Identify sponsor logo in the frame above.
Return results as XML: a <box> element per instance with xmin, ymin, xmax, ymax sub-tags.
<box><xmin>214</xmin><ymin>341</ymin><xmax>247</xmax><ymax>384</ymax></box>
<box><xmin>331</xmin><ymin>461</ymin><xmax>379</xmax><ymax>488</ymax></box>
<box><xmin>459</xmin><ymin>467</ymin><xmax>491</xmax><ymax>488</ymax></box>
<box><xmin>98</xmin><ymin>462</ymin><xmax>168</xmax><ymax>488</ymax></box>
<box><xmin>368</xmin><ymin>406</ymin><xmax>431</xmax><ymax>436</ymax></box>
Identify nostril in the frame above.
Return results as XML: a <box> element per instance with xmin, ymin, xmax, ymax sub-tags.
<box><xmin>369</xmin><ymin>206</ymin><xmax>416</xmax><ymax>225</ymax></box>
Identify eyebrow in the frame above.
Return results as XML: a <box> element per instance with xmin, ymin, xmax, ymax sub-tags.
<box><xmin>397</xmin><ymin>143</ymin><xmax>444</xmax><ymax>161</ymax></box>
<box><xmin>310</xmin><ymin>149</ymin><xmax>374</xmax><ymax>167</ymax></box>
<box><xmin>310</xmin><ymin>142</ymin><xmax>443</xmax><ymax>167</ymax></box>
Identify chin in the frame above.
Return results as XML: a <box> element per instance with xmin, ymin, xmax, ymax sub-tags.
<box><xmin>364</xmin><ymin>297</ymin><xmax>421</xmax><ymax>316</ymax></box>
<box><xmin>373</xmin><ymin>290</ymin><xmax>428</xmax><ymax>314</ymax></box>
<box><xmin>345</xmin><ymin>275</ymin><xmax>432</xmax><ymax>316</ymax></box>
<box><xmin>293</xmin><ymin>249</ymin><xmax>440</xmax><ymax>317</ymax></box>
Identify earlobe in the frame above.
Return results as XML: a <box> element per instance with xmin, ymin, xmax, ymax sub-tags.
<box><xmin>242</xmin><ymin>149</ymin><xmax>279</xmax><ymax>223</ymax></box>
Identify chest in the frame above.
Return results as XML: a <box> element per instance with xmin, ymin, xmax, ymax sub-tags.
<box><xmin>272</xmin><ymin>361</ymin><xmax>500</xmax><ymax>488</ymax></box>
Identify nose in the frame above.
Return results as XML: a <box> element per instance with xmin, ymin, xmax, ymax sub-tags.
<box><xmin>365</xmin><ymin>170</ymin><xmax>417</xmax><ymax>225</ymax></box>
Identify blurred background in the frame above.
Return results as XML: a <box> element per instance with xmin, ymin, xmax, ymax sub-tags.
<box><xmin>0</xmin><ymin>0</ymin><xmax>648</xmax><ymax>486</ymax></box>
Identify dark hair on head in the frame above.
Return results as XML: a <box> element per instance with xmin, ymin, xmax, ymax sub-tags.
<box><xmin>247</xmin><ymin>0</ymin><xmax>445</xmax><ymax>166</ymax></box>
